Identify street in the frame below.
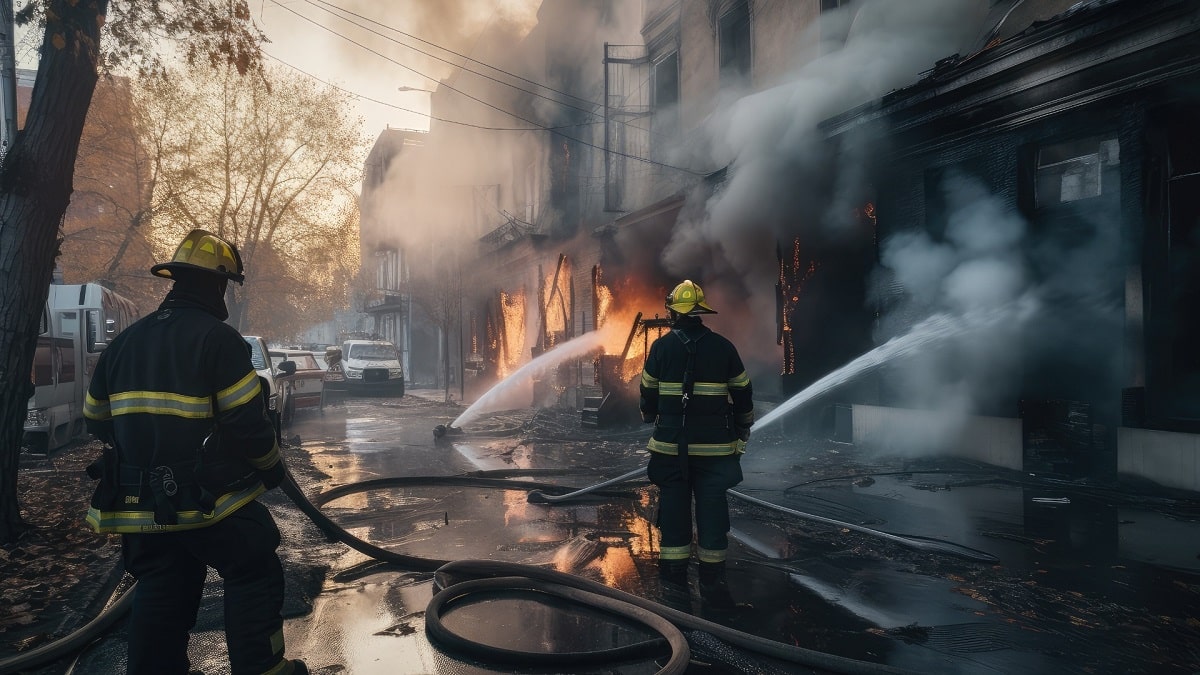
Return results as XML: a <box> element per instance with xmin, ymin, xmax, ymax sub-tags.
<box><xmin>61</xmin><ymin>391</ymin><xmax>1200</xmax><ymax>675</ymax></box>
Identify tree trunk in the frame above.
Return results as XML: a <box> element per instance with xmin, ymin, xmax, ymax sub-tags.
<box><xmin>0</xmin><ymin>1</ymin><xmax>105</xmax><ymax>544</ymax></box>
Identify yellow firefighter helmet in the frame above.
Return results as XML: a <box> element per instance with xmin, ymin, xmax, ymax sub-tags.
<box><xmin>151</xmin><ymin>229</ymin><xmax>245</xmax><ymax>284</ymax></box>
<box><xmin>666</xmin><ymin>279</ymin><xmax>717</xmax><ymax>315</ymax></box>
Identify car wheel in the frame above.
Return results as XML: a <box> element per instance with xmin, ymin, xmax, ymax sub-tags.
<box><xmin>23</xmin><ymin>432</ymin><xmax>49</xmax><ymax>455</ymax></box>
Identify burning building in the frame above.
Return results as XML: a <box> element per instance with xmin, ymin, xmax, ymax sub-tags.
<box><xmin>356</xmin><ymin>0</ymin><xmax>1200</xmax><ymax>493</ymax></box>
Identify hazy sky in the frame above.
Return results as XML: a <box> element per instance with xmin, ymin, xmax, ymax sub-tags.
<box><xmin>246</xmin><ymin>0</ymin><xmax>542</xmax><ymax>137</ymax></box>
<box><xmin>11</xmin><ymin>1</ymin><xmax>543</xmax><ymax>137</ymax></box>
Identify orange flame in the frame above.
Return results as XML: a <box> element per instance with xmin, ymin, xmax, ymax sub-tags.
<box><xmin>779</xmin><ymin>237</ymin><xmax>818</xmax><ymax>376</ymax></box>
<box><xmin>594</xmin><ymin>270</ymin><xmax>669</xmax><ymax>383</ymax></box>
<box><xmin>498</xmin><ymin>290</ymin><xmax>526</xmax><ymax>378</ymax></box>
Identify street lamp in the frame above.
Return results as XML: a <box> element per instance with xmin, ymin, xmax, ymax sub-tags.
<box><xmin>397</xmin><ymin>86</ymin><xmax>435</xmax><ymax>93</ymax></box>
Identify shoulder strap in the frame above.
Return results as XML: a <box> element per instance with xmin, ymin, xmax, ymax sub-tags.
<box><xmin>673</xmin><ymin>329</ymin><xmax>706</xmax><ymax>411</ymax></box>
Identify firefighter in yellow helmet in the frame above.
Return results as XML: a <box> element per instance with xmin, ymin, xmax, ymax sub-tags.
<box><xmin>84</xmin><ymin>229</ymin><xmax>307</xmax><ymax>674</ymax></box>
<box><xmin>640</xmin><ymin>280</ymin><xmax>754</xmax><ymax>612</ymax></box>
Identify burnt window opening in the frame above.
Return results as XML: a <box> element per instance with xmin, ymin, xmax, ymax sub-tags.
<box><xmin>652</xmin><ymin>51</ymin><xmax>680</xmax><ymax>145</ymax></box>
<box><xmin>820</xmin><ymin>0</ymin><xmax>850</xmax><ymax>11</ymax></box>
<box><xmin>718</xmin><ymin>2</ymin><xmax>751</xmax><ymax>87</ymax></box>
<box><xmin>1035</xmin><ymin>136</ymin><xmax>1120</xmax><ymax>208</ymax></box>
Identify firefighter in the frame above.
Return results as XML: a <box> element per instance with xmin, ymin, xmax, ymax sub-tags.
<box><xmin>640</xmin><ymin>280</ymin><xmax>754</xmax><ymax>611</ymax></box>
<box><xmin>83</xmin><ymin>229</ymin><xmax>307</xmax><ymax>675</ymax></box>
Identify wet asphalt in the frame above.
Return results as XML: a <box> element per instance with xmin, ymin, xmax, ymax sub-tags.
<box><xmin>57</xmin><ymin>389</ymin><xmax>1200</xmax><ymax>675</ymax></box>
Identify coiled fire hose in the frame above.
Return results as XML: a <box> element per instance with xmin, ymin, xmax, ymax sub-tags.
<box><xmin>0</xmin><ymin>465</ymin><xmax>976</xmax><ymax>675</ymax></box>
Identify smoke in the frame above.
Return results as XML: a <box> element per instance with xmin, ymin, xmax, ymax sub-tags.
<box><xmin>876</xmin><ymin>171</ymin><xmax>1039</xmax><ymax>438</ymax></box>
<box><xmin>658</xmin><ymin>0</ymin><xmax>993</xmax><ymax>376</ymax></box>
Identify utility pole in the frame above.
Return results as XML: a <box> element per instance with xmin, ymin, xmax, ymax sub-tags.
<box><xmin>0</xmin><ymin>0</ymin><xmax>16</xmax><ymax>165</ymax></box>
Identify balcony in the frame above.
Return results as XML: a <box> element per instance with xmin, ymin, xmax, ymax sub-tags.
<box><xmin>363</xmin><ymin>290</ymin><xmax>407</xmax><ymax>314</ymax></box>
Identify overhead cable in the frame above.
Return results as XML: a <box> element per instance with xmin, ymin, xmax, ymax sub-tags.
<box><xmin>306</xmin><ymin>0</ymin><xmax>603</xmax><ymax>115</ymax></box>
<box><xmin>264</xmin><ymin>0</ymin><xmax>709</xmax><ymax>175</ymax></box>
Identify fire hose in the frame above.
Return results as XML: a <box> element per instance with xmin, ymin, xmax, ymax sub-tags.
<box><xmin>0</xmin><ymin>466</ymin><xmax>962</xmax><ymax>675</ymax></box>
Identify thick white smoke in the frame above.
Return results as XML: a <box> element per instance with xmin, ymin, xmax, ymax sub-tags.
<box><xmin>662</xmin><ymin>0</ymin><xmax>994</xmax><ymax>375</ymax></box>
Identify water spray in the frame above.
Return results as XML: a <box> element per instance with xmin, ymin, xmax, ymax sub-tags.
<box><xmin>526</xmin><ymin>466</ymin><xmax>645</xmax><ymax>504</ymax></box>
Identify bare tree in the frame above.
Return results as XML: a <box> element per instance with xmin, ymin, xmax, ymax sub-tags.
<box><xmin>0</xmin><ymin>0</ymin><xmax>265</xmax><ymax>544</ymax></box>
<box><xmin>145</xmin><ymin>63</ymin><xmax>366</xmax><ymax>338</ymax></box>
<box><xmin>58</xmin><ymin>76</ymin><xmax>160</xmax><ymax>311</ymax></box>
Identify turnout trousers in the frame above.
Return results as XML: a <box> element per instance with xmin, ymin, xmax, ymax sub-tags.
<box><xmin>122</xmin><ymin>500</ymin><xmax>288</xmax><ymax>675</ymax></box>
<box><xmin>647</xmin><ymin>452</ymin><xmax>743</xmax><ymax>562</ymax></box>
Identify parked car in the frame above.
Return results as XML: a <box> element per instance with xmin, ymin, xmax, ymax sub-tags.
<box><xmin>341</xmin><ymin>339</ymin><xmax>405</xmax><ymax>396</ymax></box>
<box><xmin>270</xmin><ymin>348</ymin><xmax>324</xmax><ymax>418</ymax></box>
<box><xmin>243</xmin><ymin>336</ymin><xmax>294</xmax><ymax>440</ymax></box>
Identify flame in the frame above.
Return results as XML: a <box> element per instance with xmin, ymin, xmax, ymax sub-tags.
<box><xmin>541</xmin><ymin>258</ymin><xmax>572</xmax><ymax>347</ymax></box>
<box><xmin>497</xmin><ymin>290</ymin><xmax>526</xmax><ymax>378</ymax></box>
<box><xmin>778</xmin><ymin>237</ymin><xmax>818</xmax><ymax>376</ymax></box>
<box><xmin>593</xmin><ymin>268</ymin><xmax>669</xmax><ymax>383</ymax></box>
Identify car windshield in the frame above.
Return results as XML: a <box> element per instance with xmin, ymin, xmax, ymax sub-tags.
<box><xmin>291</xmin><ymin>354</ymin><xmax>321</xmax><ymax>370</ymax></box>
<box><xmin>348</xmin><ymin>344</ymin><xmax>398</xmax><ymax>361</ymax></box>
<box><xmin>244</xmin><ymin>338</ymin><xmax>269</xmax><ymax>370</ymax></box>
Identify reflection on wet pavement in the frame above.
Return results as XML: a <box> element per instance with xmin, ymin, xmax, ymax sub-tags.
<box><xmin>134</xmin><ymin>395</ymin><xmax>1200</xmax><ymax>675</ymax></box>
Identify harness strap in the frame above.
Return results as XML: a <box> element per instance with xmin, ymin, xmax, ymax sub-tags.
<box><xmin>672</xmin><ymin>328</ymin><xmax>706</xmax><ymax>480</ymax></box>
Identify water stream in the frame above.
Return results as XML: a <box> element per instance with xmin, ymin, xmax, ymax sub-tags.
<box><xmin>755</xmin><ymin>312</ymin><xmax>984</xmax><ymax>432</ymax></box>
<box><xmin>452</xmin><ymin>330</ymin><xmax>611</xmax><ymax>428</ymax></box>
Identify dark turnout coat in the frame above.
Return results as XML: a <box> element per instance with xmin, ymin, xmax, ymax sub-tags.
<box><xmin>639</xmin><ymin>316</ymin><xmax>754</xmax><ymax>456</ymax></box>
<box><xmin>83</xmin><ymin>296</ymin><xmax>282</xmax><ymax>533</ymax></box>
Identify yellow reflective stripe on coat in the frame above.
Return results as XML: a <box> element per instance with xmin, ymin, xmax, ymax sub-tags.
<box><xmin>246</xmin><ymin>440</ymin><xmax>281</xmax><ymax>471</ymax></box>
<box><xmin>217</xmin><ymin>370</ymin><xmax>262</xmax><ymax>411</ymax></box>
<box><xmin>640</xmin><ymin>370</ymin><xmax>659</xmax><ymax>389</ymax></box>
<box><xmin>108</xmin><ymin>390</ymin><xmax>212</xmax><ymax>418</ymax></box>
<box><xmin>728</xmin><ymin>370</ymin><xmax>750</xmax><ymax>389</ymax></box>
<box><xmin>656</xmin><ymin>381</ymin><xmax>729</xmax><ymax>397</ymax></box>
<box><xmin>85</xmin><ymin>484</ymin><xmax>265</xmax><ymax>534</ymax></box>
<box><xmin>84</xmin><ymin>393</ymin><xmax>111</xmax><ymax>421</ymax></box>
<box><xmin>691</xmin><ymin>382</ymin><xmax>729</xmax><ymax>396</ymax></box>
<box><xmin>647</xmin><ymin>438</ymin><xmax>741</xmax><ymax>455</ymax></box>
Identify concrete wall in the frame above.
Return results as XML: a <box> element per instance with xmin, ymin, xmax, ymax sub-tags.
<box><xmin>1117</xmin><ymin>427</ymin><xmax>1200</xmax><ymax>492</ymax></box>
<box><xmin>851</xmin><ymin>404</ymin><xmax>1023</xmax><ymax>471</ymax></box>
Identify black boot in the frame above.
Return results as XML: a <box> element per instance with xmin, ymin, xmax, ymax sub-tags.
<box><xmin>657</xmin><ymin>559</ymin><xmax>691</xmax><ymax>613</ymax></box>
<box><xmin>698</xmin><ymin>561</ymin><xmax>737</xmax><ymax>611</ymax></box>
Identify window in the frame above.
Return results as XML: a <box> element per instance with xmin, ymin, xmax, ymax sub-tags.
<box><xmin>1035</xmin><ymin>137</ymin><xmax>1119</xmax><ymax>207</ymax></box>
<box><xmin>718</xmin><ymin>2</ymin><xmax>751</xmax><ymax>87</ymax></box>
<box><xmin>652</xmin><ymin>51</ymin><xmax>680</xmax><ymax>143</ymax></box>
<box><xmin>821</xmin><ymin>0</ymin><xmax>850</xmax><ymax>11</ymax></box>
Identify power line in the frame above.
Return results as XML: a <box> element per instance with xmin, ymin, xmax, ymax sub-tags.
<box><xmin>264</xmin><ymin>0</ymin><xmax>708</xmax><ymax>175</ymax></box>
<box><xmin>310</xmin><ymin>0</ymin><xmax>680</xmax><ymax>148</ymax></box>
<box><xmin>264</xmin><ymin>53</ymin><xmax>586</xmax><ymax>132</ymax></box>
<box><xmin>308</xmin><ymin>0</ymin><xmax>601</xmax><ymax>112</ymax></box>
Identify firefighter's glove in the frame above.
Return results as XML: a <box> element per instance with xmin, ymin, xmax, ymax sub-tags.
<box><xmin>258</xmin><ymin>461</ymin><xmax>286</xmax><ymax>491</ymax></box>
<box><xmin>736</xmin><ymin>426</ymin><xmax>751</xmax><ymax>443</ymax></box>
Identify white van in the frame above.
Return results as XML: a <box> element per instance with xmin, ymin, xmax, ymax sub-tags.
<box><xmin>342</xmin><ymin>339</ymin><xmax>405</xmax><ymax>396</ymax></box>
<box><xmin>25</xmin><ymin>283</ymin><xmax>140</xmax><ymax>452</ymax></box>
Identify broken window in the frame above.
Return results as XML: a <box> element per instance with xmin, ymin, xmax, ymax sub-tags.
<box><xmin>718</xmin><ymin>2</ymin><xmax>751</xmax><ymax>87</ymax></box>
<box><xmin>652</xmin><ymin>51</ymin><xmax>680</xmax><ymax>152</ymax></box>
<box><xmin>1035</xmin><ymin>136</ymin><xmax>1120</xmax><ymax>207</ymax></box>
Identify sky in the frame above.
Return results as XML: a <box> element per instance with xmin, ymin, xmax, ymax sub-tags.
<box><xmin>245</xmin><ymin>0</ymin><xmax>543</xmax><ymax>138</ymax></box>
<box><xmin>9</xmin><ymin>0</ymin><xmax>543</xmax><ymax>138</ymax></box>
